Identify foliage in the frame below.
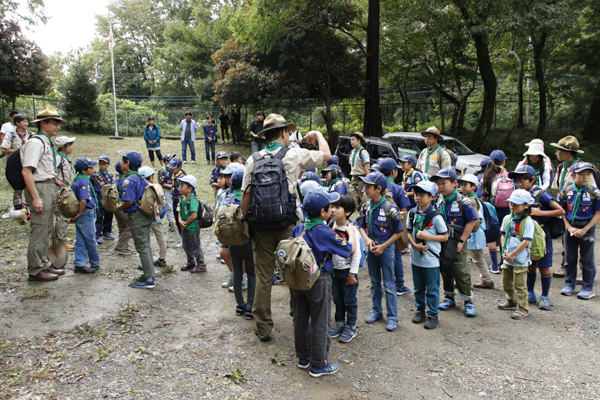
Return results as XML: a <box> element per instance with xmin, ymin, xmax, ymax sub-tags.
<box><xmin>61</xmin><ymin>62</ymin><xmax>100</xmax><ymax>133</ymax></box>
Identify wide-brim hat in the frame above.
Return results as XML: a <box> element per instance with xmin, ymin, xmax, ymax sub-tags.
<box><xmin>31</xmin><ymin>106</ymin><xmax>66</xmax><ymax>123</ymax></box>
<box><xmin>523</xmin><ymin>143</ymin><xmax>545</xmax><ymax>157</ymax></box>
<box><xmin>350</xmin><ymin>131</ymin><xmax>365</xmax><ymax>143</ymax></box>
<box><xmin>420</xmin><ymin>126</ymin><xmax>441</xmax><ymax>138</ymax></box>
<box><xmin>551</xmin><ymin>135</ymin><xmax>584</xmax><ymax>154</ymax></box>
<box><xmin>259</xmin><ymin>114</ymin><xmax>296</xmax><ymax>135</ymax></box>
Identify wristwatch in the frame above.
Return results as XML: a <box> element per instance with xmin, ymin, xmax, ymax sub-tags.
<box><xmin>459</xmin><ymin>239</ymin><xmax>465</xmax><ymax>243</ymax></box>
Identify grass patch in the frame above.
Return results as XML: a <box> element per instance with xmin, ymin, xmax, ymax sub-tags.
<box><xmin>19</xmin><ymin>287</ymin><xmax>49</xmax><ymax>301</ymax></box>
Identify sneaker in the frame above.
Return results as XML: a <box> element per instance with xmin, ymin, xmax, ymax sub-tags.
<box><xmin>216</xmin><ymin>254</ymin><xmax>222</xmax><ymax>260</ymax></box>
<box><xmin>91</xmin><ymin>265</ymin><xmax>100</xmax><ymax>272</ymax></box>
<box><xmin>497</xmin><ymin>300</ymin><xmax>518</xmax><ymax>310</ymax></box>
<box><xmin>96</xmin><ymin>237</ymin><xmax>103</xmax><ymax>244</ymax></box>
<box><xmin>576</xmin><ymin>272</ymin><xmax>584</xmax><ymax>286</ymax></box>
<box><xmin>438</xmin><ymin>298</ymin><xmax>456</xmax><ymax>311</ymax></box>
<box><xmin>137</xmin><ymin>265</ymin><xmax>143</xmax><ymax>271</ymax></box>
<box><xmin>396</xmin><ymin>285</ymin><xmax>411</xmax><ymax>296</ymax></box>
<box><xmin>130</xmin><ymin>275</ymin><xmax>155</xmax><ymax>289</ymax></box>
<box><xmin>412</xmin><ymin>310</ymin><xmax>426</xmax><ymax>324</ymax></box>
<box><xmin>560</xmin><ymin>286</ymin><xmax>575</xmax><ymax>296</ymax></box>
<box><xmin>177</xmin><ymin>243</ymin><xmax>183</xmax><ymax>248</ymax></box>
<box><xmin>424</xmin><ymin>315</ymin><xmax>439</xmax><ymax>329</ymax></box>
<box><xmin>183</xmin><ymin>160</ymin><xmax>187</xmax><ymax>164</ymax></box>
<box><xmin>577</xmin><ymin>290</ymin><xmax>596</xmax><ymax>300</ymax></box>
<box><xmin>254</xmin><ymin>329</ymin><xmax>271</xmax><ymax>342</ymax></box>
<box><xmin>222</xmin><ymin>275</ymin><xmax>233</xmax><ymax>288</ymax></box>
<box><xmin>153</xmin><ymin>259</ymin><xmax>167</xmax><ymax>267</ymax></box>
<box><xmin>489</xmin><ymin>266</ymin><xmax>500</xmax><ymax>274</ymax></box>
<box><xmin>538</xmin><ymin>296</ymin><xmax>551</xmax><ymax>310</ymax></box>
<box><xmin>74</xmin><ymin>266</ymin><xmax>95</xmax><ymax>274</ymax></box>
<box><xmin>553</xmin><ymin>266</ymin><xmax>565</xmax><ymax>278</ymax></box>
<box><xmin>114</xmin><ymin>248</ymin><xmax>134</xmax><ymax>256</ymax></box>
<box><xmin>464</xmin><ymin>302</ymin><xmax>476</xmax><ymax>317</ymax></box>
<box><xmin>64</xmin><ymin>243</ymin><xmax>75</xmax><ymax>251</ymax></box>
<box><xmin>228</xmin><ymin>285</ymin><xmax>234</xmax><ymax>292</ymax></box>
<box><xmin>365</xmin><ymin>312</ymin><xmax>383</xmax><ymax>323</ymax></box>
<box><xmin>181</xmin><ymin>262</ymin><xmax>195</xmax><ymax>271</ymax></box>
<box><xmin>528</xmin><ymin>292</ymin><xmax>537</xmax><ymax>304</ymax></box>
<box><xmin>309</xmin><ymin>363</ymin><xmax>339</xmax><ymax>378</ymax></box>
<box><xmin>102</xmin><ymin>233</ymin><xmax>115</xmax><ymax>240</ymax></box>
<box><xmin>190</xmin><ymin>264</ymin><xmax>207</xmax><ymax>273</ymax></box>
<box><xmin>272</xmin><ymin>276</ymin><xmax>285</xmax><ymax>285</ymax></box>
<box><xmin>169</xmin><ymin>222</ymin><xmax>175</xmax><ymax>232</ymax></box>
<box><xmin>207</xmin><ymin>161</ymin><xmax>211</xmax><ymax>165</ymax></box>
<box><xmin>474</xmin><ymin>281</ymin><xmax>495</xmax><ymax>289</ymax></box>
<box><xmin>511</xmin><ymin>309</ymin><xmax>528</xmax><ymax>320</ymax></box>
<box><xmin>329</xmin><ymin>324</ymin><xmax>344</xmax><ymax>338</ymax></box>
<box><xmin>235</xmin><ymin>303</ymin><xmax>246</xmax><ymax>316</ymax></box>
<box><xmin>244</xmin><ymin>307</ymin><xmax>253</xmax><ymax>320</ymax></box>
<box><xmin>297</xmin><ymin>358</ymin><xmax>311</xmax><ymax>370</ymax></box>
<box><xmin>339</xmin><ymin>326</ymin><xmax>357</xmax><ymax>343</ymax></box>
<box><xmin>242</xmin><ymin>280</ymin><xmax>248</xmax><ymax>290</ymax></box>
<box><xmin>191</xmin><ymin>160</ymin><xmax>195</xmax><ymax>164</ymax></box>
<box><xmin>386</xmin><ymin>319</ymin><xmax>398</xmax><ymax>332</ymax></box>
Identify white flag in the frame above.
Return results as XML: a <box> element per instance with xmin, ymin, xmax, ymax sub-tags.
<box><xmin>108</xmin><ymin>25</ymin><xmax>115</xmax><ymax>50</ymax></box>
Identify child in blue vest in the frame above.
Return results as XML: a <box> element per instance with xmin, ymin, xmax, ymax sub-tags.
<box><xmin>400</xmin><ymin>155</ymin><xmax>424</xmax><ymax>209</ymax></box>
<box><xmin>407</xmin><ymin>181</ymin><xmax>448</xmax><ymax>329</ymax></box>
<box><xmin>558</xmin><ymin>162</ymin><xmax>600</xmax><ymax>299</ymax></box>
<box><xmin>91</xmin><ymin>155</ymin><xmax>114</xmax><ymax>244</ymax></box>
<box><xmin>322</xmin><ymin>164</ymin><xmax>348</xmax><ymax>194</ymax></box>
<box><xmin>291</xmin><ymin>190</ymin><xmax>352</xmax><ymax>378</ymax></box>
<box><xmin>498</xmin><ymin>190</ymin><xmax>535</xmax><ymax>319</ymax></box>
<box><xmin>379</xmin><ymin>158</ymin><xmax>412</xmax><ymax>295</ymax></box>
<box><xmin>431</xmin><ymin>168</ymin><xmax>479</xmax><ymax>317</ymax></box>
<box><xmin>112</xmin><ymin>161</ymin><xmax>134</xmax><ymax>256</ymax></box>
<box><xmin>210</xmin><ymin>151</ymin><xmax>228</xmax><ymax>199</ymax></box>
<box><xmin>70</xmin><ymin>157</ymin><xmax>100</xmax><ymax>274</ymax></box>
<box><xmin>159</xmin><ymin>153</ymin><xmax>176</xmax><ymax>231</ymax></box>
<box><xmin>356</xmin><ymin>172</ymin><xmax>404</xmax><ymax>332</ymax></box>
<box><xmin>509</xmin><ymin>165</ymin><xmax>565</xmax><ymax>309</ymax></box>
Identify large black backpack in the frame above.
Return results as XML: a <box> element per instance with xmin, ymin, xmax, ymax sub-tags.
<box><xmin>246</xmin><ymin>147</ymin><xmax>297</xmax><ymax>231</ymax></box>
<box><xmin>5</xmin><ymin>136</ymin><xmax>44</xmax><ymax>190</ymax></box>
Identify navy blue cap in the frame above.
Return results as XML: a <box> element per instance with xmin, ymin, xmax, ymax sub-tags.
<box><xmin>369</xmin><ymin>163</ymin><xmax>380</xmax><ymax>172</ymax></box>
<box><xmin>115</xmin><ymin>161</ymin><xmax>122</xmax><ymax>174</ymax></box>
<box><xmin>98</xmin><ymin>155</ymin><xmax>110</xmax><ymax>163</ymax></box>
<box><xmin>163</xmin><ymin>153</ymin><xmax>176</xmax><ymax>163</ymax></box>
<box><xmin>400</xmin><ymin>155</ymin><xmax>416</xmax><ymax>166</ymax></box>
<box><xmin>74</xmin><ymin>157</ymin><xmax>98</xmax><ymax>173</ymax></box>
<box><xmin>508</xmin><ymin>165</ymin><xmax>536</xmax><ymax>179</ymax></box>
<box><xmin>300</xmin><ymin>172</ymin><xmax>321</xmax><ymax>185</ymax></box>
<box><xmin>304</xmin><ymin>168</ymin><xmax>318</xmax><ymax>174</ymax></box>
<box><xmin>302</xmin><ymin>190</ymin><xmax>340</xmax><ymax>214</ymax></box>
<box><xmin>573</xmin><ymin>161</ymin><xmax>595</xmax><ymax>173</ymax></box>
<box><xmin>322</xmin><ymin>164</ymin><xmax>342</xmax><ymax>173</ymax></box>
<box><xmin>231</xmin><ymin>170</ymin><xmax>244</xmax><ymax>189</ymax></box>
<box><xmin>326</xmin><ymin>155</ymin><xmax>340</xmax><ymax>166</ymax></box>
<box><xmin>216</xmin><ymin>151</ymin><xmax>228</xmax><ymax>159</ymax></box>
<box><xmin>490</xmin><ymin>150</ymin><xmax>506</xmax><ymax>163</ymax></box>
<box><xmin>480</xmin><ymin>157</ymin><xmax>490</xmax><ymax>168</ymax></box>
<box><xmin>359</xmin><ymin>172</ymin><xmax>387</xmax><ymax>190</ymax></box>
<box><xmin>431</xmin><ymin>168</ymin><xmax>458</xmax><ymax>182</ymax></box>
<box><xmin>119</xmin><ymin>151</ymin><xmax>143</xmax><ymax>168</ymax></box>
<box><xmin>168</xmin><ymin>157</ymin><xmax>183</xmax><ymax>169</ymax></box>
<box><xmin>378</xmin><ymin>158</ymin><xmax>398</xmax><ymax>175</ymax></box>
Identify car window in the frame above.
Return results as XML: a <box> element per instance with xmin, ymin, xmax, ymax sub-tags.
<box><xmin>369</xmin><ymin>144</ymin><xmax>392</xmax><ymax>162</ymax></box>
<box><xmin>337</xmin><ymin>138</ymin><xmax>352</xmax><ymax>155</ymax></box>
<box><xmin>442</xmin><ymin>139</ymin><xmax>474</xmax><ymax>156</ymax></box>
<box><xmin>394</xmin><ymin>142</ymin><xmax>420</xmax><ymax>159</ymax></box>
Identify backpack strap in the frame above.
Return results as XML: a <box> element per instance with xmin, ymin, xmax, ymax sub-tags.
<box><xmin>436</xmin><ymin>147</ymin><xmax>444</xmax><ymax>169</ymax></box>
<box><xmin>384</xmin><ymin>201</ymin><xmax>396</xmax><ymax>234</ymax></box>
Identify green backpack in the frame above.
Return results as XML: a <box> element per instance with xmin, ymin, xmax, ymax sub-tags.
<box><xmin>275</xmin><ymin>229</ymin><xmax>327</xmax><ymax>291</ymax></box>
<box><xmin>502</xmin><ymin>216</ymin><xmax>546</xmax><ymax>261</ymax></box>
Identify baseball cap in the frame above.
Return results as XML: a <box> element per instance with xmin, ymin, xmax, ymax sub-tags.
<box><xmin>74</xmin><ymin>157</ymin><xmax>98</xmax><ymax>173</ymax></box>
<box><xmin>400</xmin><ymin>155</ymin><xmax>416</xmax><ymax>166</ymax></box>
<box><xmin>115</xmin><ymin>161</ymin><xmax>122</xmax><ymax>174</ymax></box>
<box><xmin>431</xmin><ymin>168</ymin><xmax>458</xmax><ymax>182</ymax></box>
<box><xmin>302</xmin><ymin>190</ymin><xmax>340</xmax><ymax>214</ymax></box>
<box><xmin>300</xmin><ymin>172</ymin><xmax>321</xmax><ymax>185</ymax></box>
<box><xmin>231</xmin><ymin>170</ymin><xmax>244</xmax><ymax>189</ymax></box>
<box><xmin>480</xmin><ymin>157</ymin><xmax>490</xmax><ymax>168</ymax></box>
<box><xmin>163</xmin><ymin>153</ymin><xmax>176</xmax><ymax>163</ymax></box>
<box><xmin>139</xmin><ymin>166</ymin><xmax>156</xmax><ymax>179</ymax></box>
<box><xmin>411</xmin><ymin>181</ymin><xmax>436</xmax><ymax>196</ymax></box>
<box><xmin>508</xmin><ymin>189</ymin><xmax>533</xmax><ymax>205</ymax></box>
<box><xmin>378</xmin><ymin>158</ymin><xmax>398</xmax><ymax>175</ymax></box>
<box><xmin>222</xmin><ymin>163</ymin><xmax>244</xmax><ymax>175</ymax></box>
<box><xmin>216</xmin><ymin>151</ymin><xmax>228</xmax><ymax>159</ymax></box>
<box><xmin>168</xmin><ymin>157</ymin><xmax>183</xmax><ymax>169</ymax></box>
<box><xmin>322</xmin><ymin>164</ymin><xmax>342</xmax><ymax>173</ymax></box>
<box><xmin>458</xmin><ymin>174</ymin><xmax>479</xmax><ymax>186</ymax></box>
<box><xmin>119</xmin><ymin>151</ymin><xmax>143</xmax><ymax>168</ymax></box>
<box><xmin>55</xmin><ymin>136</ymin><xmax>76</xmax><ymax>148</ymax></box>
<box><xmin>490</xmin><ymin>150</ymin><xmax>506</xmax><ymax>163</ymax></box>
<box><xmin>179</xmin><ymin>175</ymin><xmax>197</xmax><ymax>189</ymax></box>
<box><xmin>304</xmin><ymin>168</ymin><xmax>318</xmax><ymax>174</ymax></box>
<box><xmin>98</xmin><ymin>155</ymin><xmax>110</xmax><ymax>163</ymax></box>
<box><xmin>359</xmin><ymin>172</ymin><xmax>387</xmax><ymax>190</ymax></box>
<box><xmin>368</xmin><ymin>163</ymin><xmax>380</xmax><ymax>172</ymax></box>
<box><xmin>326</xmin><ymin>155</ymin><xmax>340</xmax><ymax>166</ymax></box>
<box><xmin>299</xmin><ymin>181</ymin><xmax>325</xmax><ymax>198</ymax></box>
<box><xmin>573</xmin><ymin>161</ymin><xmax>595</xmax><ymax>174</ymax></box>
<box><xmin>508</xmin><ymin>165</ymin><xmax>536</xmax><ymax>180</ymax></box>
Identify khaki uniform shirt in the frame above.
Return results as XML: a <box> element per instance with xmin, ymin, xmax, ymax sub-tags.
<box><xmin>242</xmin><ymin>146</ymin><xmax>323</xmax><ymax>206</ymax></box>
<box><xmin>20</xmin><ymin>134</ymin><xmax>57</xmax><ymax>182</ymax></box>
<box><xmin>56</xmin><ymin>155</ymin><xmax>73</xmax><ymax>184</ymax></box>
<box><xmin>416</xmin><ymin>146</ymin><xmax>452</xmax><ymax>176</ymax></box>
<box><xmin>1</xmin><ymin>130</ymin><xmax>31</xmax><ymax>150</ymax></box>
<box><xmin>551</xmin><ymin>159</ymin><xmax>596</xmax><ymax>191</ymax></box>
<box><xmin>350</xmin><ymin>146</ymin><xmax>370</xmax><ymax>177</ymax></box>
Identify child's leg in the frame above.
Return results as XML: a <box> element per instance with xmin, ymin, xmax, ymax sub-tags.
<box><xmin>343</xmin><ymin>272</ymin><xmax>359</xmax><ymax>327</ymax></box>
<box><xmin>470</xmin><ymin>248</ymin><xmax>492</xmax><ymax>284</ymax></box>
<box><xmin>367</xmin><ymin>250</ymin><xmax>384</xmax><ymax>316</ymax></box>
<box><xmin>114</xmin><ymin>211</ymin><xmax>131</xmax><ymax>251</ymax></box>
<box><xmin>393</xmin><ymin>249</ymin><xmax>408</xmax><ymax>291</ymax></box>
<box><xmin>173</xmin><ymin>198</ymin><xmax>182</xmax><ymax>236</ymax></box>
<box><xmin>579</xmin><ymin>226</ymin><xmax>596</xmax><ymax>292</ymax></box>
<box><xmin>293</xmin><ymin>290</ymin><xmax>312</xmax><ymax>361</ymax></box>
<box><xmin>151</xmin><ymin>224</ymin><xmax>167</xmax><ymax>260</ymax></box>
<box><xmin>221</xmin><ymin>246</ymin><xmax>233</xmax><ymax>272</ymax></box>
<box><xmin>95</xmin><ymin>201</ymin><xmax>105</xmax><ymax>240</ymax></box>
<box><xmin>440</xmin><ymin>259</ymin><xmax>455</xmax><ymax>299</ymax></box>
<box><xmin>564</xmin><ymin>233</ymin><xmax>580</xmax><ymax>289</ymax></box>
<box><xmin>331</xmin><ymin>269</ymin><xmax>348</xmax><ymax>326</ymax></box>
<box><xmin>230</xmin><ymin>246</ymin><xmax>246</xmax><ymax>305</ymax></box>
<box><xmin>82</xmin><ymin>209</ymin><xmax>100</xmax><ymax>267</ymax></box>
<box><xmin>411</xmin><ymin>264</ymin><xmax>426</xmax><ymax>311</ymax></box>
<box><xmin>513</xmin><ymin>266</ymin><xmax>529</xmax><ymax>311</ymax></box>
<box><xmin>380</xmin><ymin>245</ymin><xmax>398</xmax><ymax>320</ymax></box>
<box><xmin>453</xmin><ymin>246</ymin><xmax>473</xmax><ymax>301</ymax></box>
<box><xmin>128</xmin><ymin>211</ymin><xmax>154</xmax><ymax>278</ymax></box>
<box><xmin>527</xmin><ymin>265</ymin><xmax>537</xmax><ymax>295</ymax></box>
<box><xmin>488</xmin><ymin>242</ymin><xmax>499</xmax><ymax>271</ymax></box>
<box><xmin>240</xmin><ymin>241</ymin><xmax>256</xmax><ymax>306</ymax></box>
<box><xmin>190</xmin><ymin>231</ymin><xmax>205</xmax><ymax>265</ymax></box>
<box><xmin>306</xmin><ymin>273</ymin><xmax>332</xmax><ymax>368</ymax></box>
<box><xmin>163</xmin><ymin>191</ymin><xmax>174</xmax><ymax>224</ymax></box>
<box><xmin>181</xmin><ymin>231</ymin><xmax>194</xmax><ymax>264</ymax></box>
<box><xmin>102</xmin><ymin>209</ymin><xmax>114</xmax><ymax>235</ymax></box>
<box><xmin>74</xmin><ymin>218</ymin><xmax>86</xmax><ymax>266</ymax></box>
<box><xmin>424</xmin><ymin>267</ymin><xmax>441</xmax><ymax>315</ymax></box>
<box><xmin>502</xmin><ymin>265</ymin><xmax>516</xmax><ymax>302</ymax></box>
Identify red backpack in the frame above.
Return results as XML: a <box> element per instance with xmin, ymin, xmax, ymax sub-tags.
<box><xmin>490</xmin><ymin>171</ymin><xmax>515</xmax><ymax>208</ymax></box>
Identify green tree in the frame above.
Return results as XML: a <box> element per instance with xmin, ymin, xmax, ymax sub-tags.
<box><xmin>61</xmin><ymin>62</ymin><xmax>100</xmax><ymax>133</ymax></box>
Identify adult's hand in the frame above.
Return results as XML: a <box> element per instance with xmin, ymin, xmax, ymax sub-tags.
<box><xmin>32</xmin><ymin>198</ymin><xmax>43</xmax><ymax>214</ymax></box>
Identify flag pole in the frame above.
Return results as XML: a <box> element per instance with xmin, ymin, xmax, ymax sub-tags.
<box><xmin>109</xmin><ymin>21</ymin><xmax>119</xmax><ymax>138</ymax></box>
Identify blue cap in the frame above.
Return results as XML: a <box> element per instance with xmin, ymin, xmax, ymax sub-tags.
<box><xmin>231</xmin><ymin>170</ymin><xmax>244</xmax><ymax>189</ymax></box>
<box><xmin>369</xmin><ymin>163</ymin><xmax>380</xmax><ymax>172</ymax></box>
<box><xmin>163</xmin><ymin>153</ymin><xmax>176</xmax><ymax>163</ymax></box>
<box><xmin>222</xmin><ymin>163</ymin><xmax>244</xmax><ymax>175</ymax></box>
<box><xmin>302</xmin><ymin>190</ymin><xmax>340</xmax><ymax>214</ymax></box>
<box><xmin>139</xmin><ymin>166</ymin><xmax>156</xmax><ymax>179</ymax></box>
<box><xmin>378</xmin><ymin>158</ymin><xmax>398</xmax><ymax>175</ymax></box>
<box><xmin>508</xmin><ymin>165</ymin><xmax>536</xmax><ymax>180</ymax></box>
<box><xmin>74</xmin><ymin>157</ymin><xmax>98</xmax><ymax>173</ymax></box>
<box><xmin>304</xmin><ymin>168</ymin><xmax>318</xmax><ymax>174</ymax></box>
<box><xmin>573</xmin><ymin>161</ymin><xmax>595</xmax><ymax>173</ymax></box>
<box><xmin>458</xmin><ymin>173</ymin><xmax>479</xmax><ymax>186</ymax></box>
<box><xmin>411</xmin><ymin>181</ymin><xmax>436</xmax><ymax>196</ymax></box>
<box><xmin>168</xmin><ymin>157</ymin><xmax>183</xmax><ymax>169</ymax></box>
<box><xmin>400</xmin><ymin>155</ymin><xmax>416</xmax><ymax>166</ymax></box>
<box><xmin>115</xmin><ymin>161</ymin><xmax>122</xmax><ymax>174</ymax></box>
<box><xmin>300</xmin><ymin>181</ymin><xmax>324</xmax><ymax>198</ymax></box>
<box><xmin>431</xmin><ymin>168</ymin><xmax>458</xmax><ymax>182</ymax></box>
<box><xmin>490</xmin><ymin>150</ymin><xmax>506</xmax><ymax>163</ymax></box>
<box><xmin>322</xmin><ymin>164</ymin><xmax>342</xmax><ymax>173</ymax></box>
<box><xmin>326</xmin><ymin>155</ymin><xmax>340</xmax><ymax>166</ymax></box>
<box><xmin>508</xmin><ymin>189</ymin><xmax>533</xmax><ymax>205</ymax></box>
<box><xmin>216</xmin><ymin>151</ymin><xmax>228</xmax><ymax>159</ymax></box>
<box><xmin>480</xmin><ymin>157</ymin><xmax>490</xmax><ymax>168</ymax></box>
<box><xmin>119</xmin><ymin>151</ymin><xmax>143</xmax><ymax>168</ymax></box>
<box><xmin>179</xmin><ymin>175</ymin><xmax>197</xmax><ymax>189</ymax></box>
<box><xmin>300</xmin><ymin>172</ymin><xmax>321</xmax><ymax>185</ymax></box>
<box><xmin>98</xmin><ymin>155</ymin><xmax>110</xmax><ymax>163</ymax></box>
<box><xmin>359</xmin><ymin>172</ymin><xmax>387</xmax><ymax>190</ymax></box>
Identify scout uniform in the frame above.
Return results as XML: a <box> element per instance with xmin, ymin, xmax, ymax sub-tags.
<box><xmin>169</xmin><ymin>157</ymin><xmax>186</xmax><ymax>235</ymax></box>
<box><xmin>210</xmin><ymin>151</ymin><xmax>228</xmax><ymax>200</ymax></box>
<box><xmin>158</xmin><ymin>153</ymin><xmax>175</xmax><ymax>227</ymax></box>
<box><xmin>72</xmin><ymin>158</ymin><xmax>100</xmax><ymax>272</ymax></box>
<box><xmin>322</xmin><ymin>165</ymin><xmax>347</xmax><ymax>195</ymax></box>
<box><xmin>400</xmin><ymin>155</ymin><xmax>424</xmax><ymax>209</ymax></box>
<box><xmin>178</xmin><ymin>176</ymin><xmax>205</xmax><ymax>270</ymax></box>
<box><xmin>52</xmin><ymin>136</ymin><xmax>76</xmax><ymax>248</ymax></box>
<box><xmin>349</xmin><ymin>132</ymin><xmax>370</xmax><ymax>196</ymax></box>
<box><xmin>113</xmin><ymin>161</ymin><xmax>133</xmax><ymax>255</ymax></box>
<box><xmin>91</xmin><ymin>155</ymin><xmax>114</xmax><ymax>241</ymax></box>
<box><xmin>415</xmin><ymin>126</ymin><xmax>452</xmax><ymax>176</ymax></box>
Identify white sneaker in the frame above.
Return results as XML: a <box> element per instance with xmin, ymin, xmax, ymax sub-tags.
<box><xmin>191</xmin><ymin>161</ymin><xmax>195</xmax><ymax>164</ymax></box>
<box><xmin>183</xmin><ymin>161</ymin><xmax>187</xmax><ymax>164</ymax></box>
<box><xmin>177</xmin><ymin>243</ymin><xmax>183</xmax><ymax>248</ymax></box>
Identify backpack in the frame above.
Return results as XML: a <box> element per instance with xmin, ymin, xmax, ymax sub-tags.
<box><xmin>101</xmin><ymin>183</ymin><xmax>119</xmax><ymax>212</ymax></box>
<box><xmin>328</xmin><ymin>221</ymin><xmax>366</xmax><ymax>268</ymax></box>
<box><xmin>215</xmin><ymin>204</ymin><xmax>249</xmax><ymax>246</ymax></box>
<box><xmin>533</xmin><ymin>189</ymin><xmax>565</xmax><ymax>239</ymax></box>
<box><xmin>408</xmin><ymin>208</ymin><xmax>457</xmax><ymax>271</ymax></box>
<box><xmin>197</xmin><ymin>198</ymin><xmax>215</xmax><ymax>228</ymax></box>
<box><xmin>383</xmin><ymin>200</ymin><xmax>409</xmax><ymax>251</ymax></box>
<box><xmin>56</xmin><ymin>186</ymin><xmax>80</xmax><ymax>219</ymax></box>
<box><xmin>139</xmin><ymin>183</ymin><xmax>164</xmax><ymax>220</ymax></box>
<box><xmin>503</xmin><ymin>216</ymin><xmax>546</xmax><ymax>261</ymax></box>
<box><xmin>438</xmin><ymin>193</ymin><xmax>481</xmax><ymax>233</ymax></box>
<box><xmin>5</xmin><ymin>136</ymin><xmax>44</xmax><ymax>190</ymax></box>
<box><xmin>480</xmin><ymin>199</ymin><xmax>501</xmax><ymax>243</ymax></box>
<box><xmin>437</xmin><ymin>146</ymin><xmax>457</xmax><ymax>169</ymax></box>
<box><xmin>247</xmin><ymin>147</ymin><xmax>297</xmax><ymax>231</ymax></box>
<box><xmin>275</xmin><ymin>229</ymin><xmax>326</xmax><ymax>291</ymax></box>
<box><xmin>490</xmin><ymin>171</ymin><xmax>515</xmax><ymax>208</ymax></box>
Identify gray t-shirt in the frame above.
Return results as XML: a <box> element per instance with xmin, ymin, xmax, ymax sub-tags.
<box><xmin>185</xmin><ymin>121</ymin><xmax>192</xmax><ymax>138</ymax></box>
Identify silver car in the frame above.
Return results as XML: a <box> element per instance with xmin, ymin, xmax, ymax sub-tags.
<box><xmin>382</xmin><ymin>132</ymin><xmax>487</xmax><ymax>175</ymax></box>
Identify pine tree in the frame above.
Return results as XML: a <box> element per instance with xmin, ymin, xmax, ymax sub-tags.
<box><xmin>61</xmin><ymin>62</ymin><xmax>100</xmax><ymax>133</ymax></box>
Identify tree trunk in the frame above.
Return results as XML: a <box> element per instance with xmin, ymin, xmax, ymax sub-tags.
<box><xmin>468</xmin><ymin>32</ymin><xmax>496</xmax><ymax>150</ymax></box>
<box><xmin>363</xmin><ymin>0</ymin><xmax>382</xmax><ymax>138</ymax></box>
<box><xmin>439</xmin><ymin>90</ymin><xmax>445</xmax><ymax>134</ymax></box>
<box><xmin>581</xmin><ymin>80</ymin><xmax>600</xmax><ymax>142</ymax></box>
<box><xmin>531</xmin><ymin>32</ymin><xmax>547</xmax><ymax>139</ymax></box>
<box><xmin>457</xmin><ymin>96</ymin><xmax>468</xmax><ymax>131</ymax></box>
<box><xmin>508</xmin><ymin>37</ymin><xmax>524</xmax><ymax>128</ymax></box>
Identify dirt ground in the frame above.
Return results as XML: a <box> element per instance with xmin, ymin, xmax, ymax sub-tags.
<box><xmin>1</xmin><ymin>137</ymin><xmax>600</xmax><ymax>399</ymax></box>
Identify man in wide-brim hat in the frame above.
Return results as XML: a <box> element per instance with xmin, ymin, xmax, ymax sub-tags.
<box><xmin>415</xmin><ymin>126</ymin><xmax>452</xmax><ymax>176</ymax></box>
<box><xmin>22</xmin><ymin>106</ymin><xmax>67</xmax><ymax>282</ymax></box>
<box><xmin>348</xmin><ymin>131</ymin><xmax>370</xmax><ymax>199</ymax></box>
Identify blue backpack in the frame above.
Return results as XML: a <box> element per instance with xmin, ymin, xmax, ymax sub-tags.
<box><xmin>479</xmin><ymin>199</ymin><xmax>500</xmax><ymax>243</ymax></box>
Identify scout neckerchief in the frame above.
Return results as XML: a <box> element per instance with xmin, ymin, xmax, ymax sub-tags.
<box><xmin>351</xmin><ymin>145</ymin><xmax>364</xmax><ymax>166</ymax></box>
<box><xmin>328</xmin><ymin>178</ymin><xmax>341</xmax><ymax>191</ymax></box>
<box><xmin>570</xmin><ymin>182</ymin><xmax>589</xmax><ymax>222</ymax></box>
<box><xmin>367</xmin><ymin>196</ymin><xmax>386</xmax><ymax>239</ymax></box>
<box><xmin>501</xmin><ymin>211</ymin><xmax>525</xmax><ymax>256</ymax></box>
<box><xmin>74</xmin><ymin>173</ymin><xmax>98</xmax><ymax>206</ymax></box>
<box><xmin>232</xmin><ymin>188</ymin><xmax>242</xmax><ymax>202</ymax></box>
<box><xmin>412</xmin><ymin>204</ymin><xmax>433</xmax><ymax>258</ymax></box>
<box><xmin>386</xmin><ymin>176</ymin><xmax>394</xmax><ymax>183</ymax></box>
<box><xmin>58</xmin><ymin>151</ymin><xmax>74</xmax><ymax>175</ymax></box>
<box><xmin>34</xmin><ymin>132</ymin><xmax>56</xmax><ymax>171</ymax></box>
<box><xmin>425</xmin><ymin>144</ymin><xmax>441</xmax><ymax>171</ymax></box>
<box><xmin>439</xmin><ymin>187</ymin><xmax>459</xmax><ymax>218</ymax></box>
<box><xmin>304</xmin><ymin>216</ymin><xmax>325</xmax><ymax>230</ymax></box>
<box><xmin>118</xmin><ymin>170</ymin><xmax>142</xmax><ymax>198</ymax></box>
<box><xmin>559</xmin><ymin>157</ymin><xmax>579</xmax><ymax>189</ymax></box>
<box><xmin>403</xmin><ymin>169</ymin><xmax>413</xmax><ymax>188</ymax></box>
<box><xmin>265</xmin><ymin>141</ymin><xmax>284</xmax><ymax>151</ymax></box>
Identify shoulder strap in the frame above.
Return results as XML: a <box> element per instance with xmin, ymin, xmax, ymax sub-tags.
<box><xmin>422</xmin><ymin>210</ymin><xmax>441</xmax><ymax>229</ymax></box>
<box><xmin>274</xmin><ymin>146</ymin><xmax>289</xmax><ymax>160</ymax></box>
<box><xmin>437</xmin><ymin>147</ymin><xmax>444</xmax><ymax>168</ymax></box>
<box><xmin>252</xmin><ymin>151</ymin><xmax>264</xmax><ymax>162</ymax></box>
<box><xmin>383</xmin><ymin>201</ymin><xmax>397</xmax><ymax>234</ymax></box>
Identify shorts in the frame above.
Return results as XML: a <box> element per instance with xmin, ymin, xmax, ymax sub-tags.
<box><xmin>148</xmin><ymin>149</ymin><xmax>162</xmax><ymax>161</ymax></box>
